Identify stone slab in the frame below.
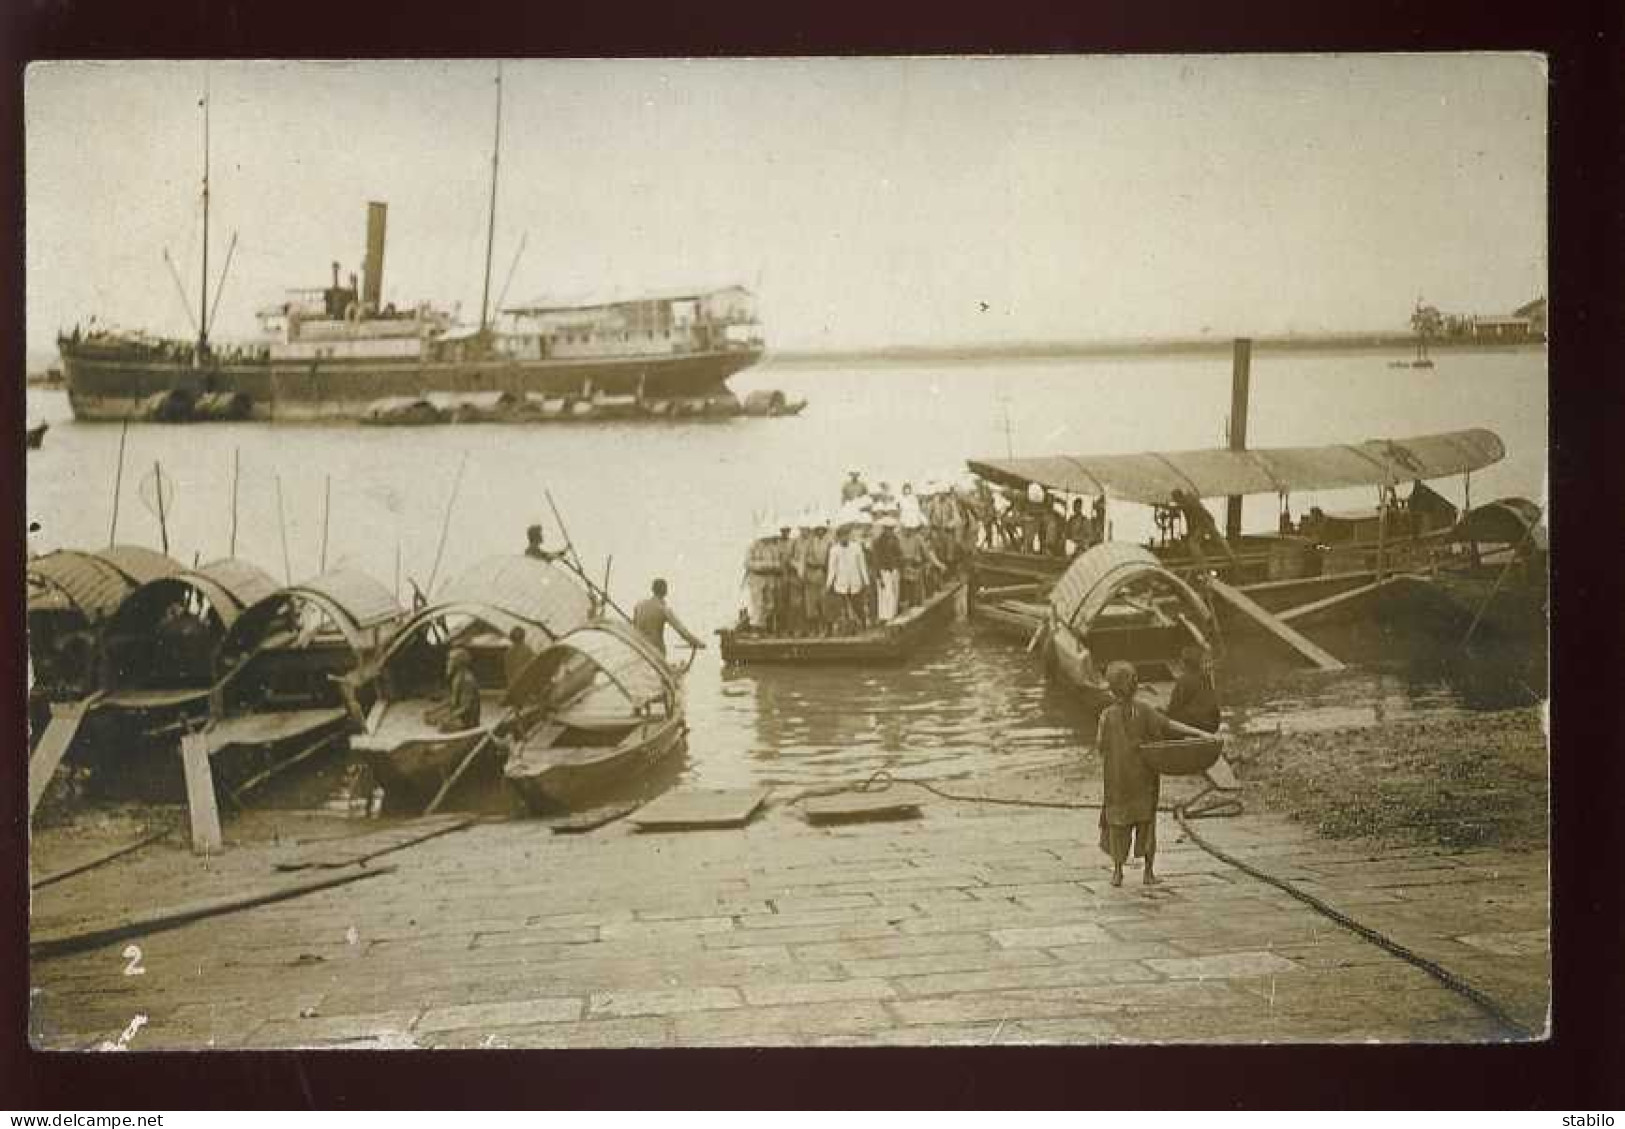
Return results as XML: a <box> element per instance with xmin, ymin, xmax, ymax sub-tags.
<box><xmin>630</xmin><ymin>788</ymin><xmax>771</xmax><ymax>831</ymax></box>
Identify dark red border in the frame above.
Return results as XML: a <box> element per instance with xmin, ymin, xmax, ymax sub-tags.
<box><xmin>4</xmin><ymin>0</ymin><xmax>1623</xmax><ymax>1108</ymax></box>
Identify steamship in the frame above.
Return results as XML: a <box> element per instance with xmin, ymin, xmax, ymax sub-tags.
<box><xmin>58</xmin><ymin>74</ymin><xmax>766</xmax><ymax>423</ymax></box>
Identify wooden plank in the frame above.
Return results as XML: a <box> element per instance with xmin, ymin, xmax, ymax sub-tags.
<box><xmin>1276</xmin><ymin>575</ymin><xmax>1408</xmax><ymax>624</ymax></box>
<box><xmin>28</xmin><ymin>698</ymin><xmax>97</xmax><ymax>819</ymax></box>
<box><xmin>180</xmin><ymin>731</ymin><xmax>224</xmax><ymax>855</ymax></box>
<box><xmin>1206</xmin><ymin>578</ymin><xmax>1345</xmax><ymax>672</ymax></box>
<box><xmin>801</xmin><ymin>792</ymin><xmax>922</xmax><ymax>824</ymax></box>
<box><xmin>31</xmin><ymin>865</ymin><xmax>395</xmax><ymax>960</ymax></box>
<box><xmin>629</xmin><ymin>787</ymin><xmax>771</xmax><ymax>831</ymax></box>
<box><xmin>544</xmin><ymin>800</ymin><xmax>641</xmax><ymax>834</ymax></box>
<box><xmin>274</xmin><ymin>814</ymin><xmax>475</xmax><ymax>870</ymax></box>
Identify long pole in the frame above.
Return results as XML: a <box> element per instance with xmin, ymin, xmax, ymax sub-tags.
<box><xmin>545</xmin><ymin>489</ymin><xmax>631</xmax><ymax>621</ymax></box>
<box><xmin>1464</xmin><ymin>470</ymin><xmax>1480</xmax><ymax>570</ymax></box>
<box><xmin>393</xmin><ymin>541</ymin><xmax>402</xmax><ymax>603</ymax></box>
<box><xmin>107</xmin><ymin>417</ymin><xmax>130</xmax><ymax>547</ymax></box>
<box><xmin>319</xmin><ymin>475</ymin><xmax>332</xmax><ymax>573</ymax></box>
<box><xmin>478</xmin><ymin>65</ymin><xmax>503</xmax><ymax>334</ymax></box>
<box><xmin>206</xmin><ymin>231</ymin><xmax>238</xmax><ymax>339</ymax></box>
<box><xmin>228</xmin><ymin>447</ymin><xmax>240</xmax><ymax>557</ymax></box>
<box><xmin>153</xmin><ymin>461</ymin><xmax>169</xmax><ymax>554</ymax></box>
<box><xmin>1225</xmin><ymin>337</ymin><xmax>1252</xmax><ymax>542</ymax></box>
<box><xmin>198</xmin><ymin>73</ymin><xmax>211</xmax><ymax>358</ymax></box>
<box><xmin>426</xmin><ymin>453</ymin><xmax>469</xmax><ymax>594</ymax></box>
<box><xmin>275</xmin><ymin>475</ymin><xmax>292</xmax><ymax>584</ymax></box>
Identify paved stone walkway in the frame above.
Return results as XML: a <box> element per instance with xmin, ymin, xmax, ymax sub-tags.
<box><xmin>29</xmin><ymin>787</ymin><xmax>1548</xmax><ymax>1049</ymax></box>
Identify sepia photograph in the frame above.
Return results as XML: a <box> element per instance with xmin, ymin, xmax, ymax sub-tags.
<box><xmin>23</xmin><ymin>55</ymin><xmax>1549</xmax><ymax>1051</ymax></box>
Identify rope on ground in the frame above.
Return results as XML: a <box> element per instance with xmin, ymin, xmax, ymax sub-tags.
<box><xmin>1173</xmin><ymin>806</ymin><xmax>1534</xmax><ymax>1040</ymax></box>
<box><xmin>785</xmin><ymin>768</ymin><xmax>1194</xmax><ymax>814</ymax></box>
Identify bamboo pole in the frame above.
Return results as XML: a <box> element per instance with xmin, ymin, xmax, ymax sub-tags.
<box><xmin>275</xmin><ymin>475</ymin><xmax>292</xmax><ymax>584</ymax></box>
<box><xmin>228</xmin><ymin>447</ymin><xmax>240</xmax><ymax>557</ymax></box>
<box><xmin>319</xmin><ymin>474</ymin><xmax>331</xmax><ymax>573</ymax></box>
<box><xmin>426</xmin><ymin>452</ymin><xmax>469</xmax><ymax>594</ymax></box>
<box><xmin>107</xmin><ymin>416</ymin><xmax>130</xmax><ymax>547</ymax></box>
<box><xmin>153</xmin><ymin>461</ymin><xmax>169</xmax><ymax>554</ymax></box>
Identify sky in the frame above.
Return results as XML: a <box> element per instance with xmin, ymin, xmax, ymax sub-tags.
<box><xmin>25</xmin><ymin>55</ymin><xmax>1547</xmax><ymax>356</ymax></box>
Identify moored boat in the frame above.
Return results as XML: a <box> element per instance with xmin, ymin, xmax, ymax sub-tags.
<box><xmin>503</xmin><ymin>622</ymin><xmax>687</xmax><ymax>814</ymax></box>
<box><xmin>1032</xmin><ymin>542</ymin><xmax>1216</xmax><ymax>710</ymax></box>
<box><xmin>717</xmin><ymin>579</ymin><xmax>967</xmax><ymax>665</ymax></box>
<box><xmin>203</xmin><ymin>569</ymin><xmax>409</xmax><ymax>793</ymax></box>
<box><xmin>78</xmin><ymin>557</ymin><xmax>280</xmax><ymax>796</ymax></box>
<box><xmin>346</xmin><ymin>554</ymin><xmax>595</xmax><ymax>812</ymax></box>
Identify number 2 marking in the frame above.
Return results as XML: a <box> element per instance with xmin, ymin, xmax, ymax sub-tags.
<box><xmin>122</xmin><ymin>944</ymin><xmax>146</xmax><ymax>977</ymax></box>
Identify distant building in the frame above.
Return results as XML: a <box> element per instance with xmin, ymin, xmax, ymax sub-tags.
<box><xmin>1513</xmin><ymin>296</ymin><xmax>1547</xmax><ymax>338</ymax></box>
<box><xmin>1435</xmin><ymin>296</ymin><xmax>1545</xmax><ymax>343</ymax></box>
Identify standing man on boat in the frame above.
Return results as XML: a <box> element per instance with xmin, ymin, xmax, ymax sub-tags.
<box><xmin>872</xmin><ymin>513</ymin><xmax>904</xmax><ymax>622</ymax></box>
<box><xmin>1170</xmin><ymin>489</ymin><xmax>1239</xmax><ymax>571</ymax></box>
<box><xmin>503</xmin><ymin>626</ymin><xmax>536</xmax><ymax>696</ymax></box>
<box><xmin>633</xmin><ymin>579</ymin><xmax>705</xmax><ymax>659</ymax></box>
<box><xmin>799</xmin><ymin>515</ymin><xmax>832</xmax><ymax>637</ymax></box>
<box><xmin>775</xmin><ymin>519</ymin><xmax>801</xmax><ymax>637</ymax></box>
<box><xmin>743</xmin><ymin>520</ymin><xmax>782</xmax><ymax>632</ymax></box>
<box><xmin>1096</xmin><ymin>661</ymin><xmax>1212</xmax><ymax>887</ymax></box>
<box><xmin>525</xmin><ymin>524</ymin><xmax>564</xmax><ymax>563</ymax></box>
<box><xmin>826</xmin><ymin>523</ymin><xmax>870</xmax><ymax>635</ymax></box>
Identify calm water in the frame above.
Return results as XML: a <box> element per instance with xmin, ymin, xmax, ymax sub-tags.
<box><xmin>25</xmin><ymin>346</ymin><xmax>1547</xmax><ymax>790</ymax></box>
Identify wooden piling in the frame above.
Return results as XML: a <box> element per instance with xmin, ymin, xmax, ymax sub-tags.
<box><xmin>180</xmin><ymin>731</ymin><xmax>223</xmax><ymax>855</ymax></box>
<box><xmin>1226</xmin><ymin>338</ymin><xmax>1251</xmax><ymax>542</ymax></box>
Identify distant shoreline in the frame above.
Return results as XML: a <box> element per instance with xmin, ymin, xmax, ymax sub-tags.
<box><xmin>765</xmin><ymin>334</ymin><xmax>1546</xmax><ymax>367</ymax></box>
<box><xmin>24</xmin><ymin>332</ymin><xmax>1544</xmax><ymax>383</ymax></box>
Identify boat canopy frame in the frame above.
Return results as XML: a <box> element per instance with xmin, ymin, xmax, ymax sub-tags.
<box><xmin>968</xmin><ymin>428</ymin><xmax>1506</xmax><ymax>507</ymax></box>
<box><xmin>1049</xmin><ymin>543</ymin><xmax>1213</xmax><ymax>635</ymax></box>
<box><xmin>508</xmin><ymin>621</ymin><xmax>678</xmax><ymax>717</ymax></box>
<box><xmin>215</xmin><ymin>568</ymin><xmax>408</xmax><ymax>677</ymax></box>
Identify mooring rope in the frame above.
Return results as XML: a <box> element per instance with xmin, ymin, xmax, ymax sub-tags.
<box><xmin>788</xmin><ymin>766</ymin><xmax>1533</xmax><ymax>1040</ymax></box>
<box><xmin>1172</xmin><ymin>806</ymin><xmax>1534</xmax><ymax>1040</ymax></box>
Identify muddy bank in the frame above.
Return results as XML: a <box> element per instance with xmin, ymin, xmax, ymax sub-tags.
<box><xmin>1229</xmin><ymin>706</ymin><xmax>1548</xmax><ymax>852</ymax></box>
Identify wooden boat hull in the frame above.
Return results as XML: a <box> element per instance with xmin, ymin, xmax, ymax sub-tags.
<box><xmin>505</xmin><ymin>715</ymin><xmax>687</xmax><ymax>814</ymax></box>
<box><xmin>718</xmin><ymin>581</ymin><xmax>965</xmax><ymax>664</ymax></box>
<box><xmin>353</xmin><ymin>727</ymin><xmax>500</xmax><ymax>812</ymax></box>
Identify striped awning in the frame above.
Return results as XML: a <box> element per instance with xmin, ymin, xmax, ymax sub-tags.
<box><xmin>970</xmin><ymin>428</ymin><xmax>1506</xmax><ymax>506</ymax></box>
<box><xmin>438</xmin><ymin>556</ymin><xmax>594</xmax><ymax>641</ymax></box>
<box><xmin>509</xmin><ymin>622</ymin><xmax>675</xmax><ymax>709</ymax></box>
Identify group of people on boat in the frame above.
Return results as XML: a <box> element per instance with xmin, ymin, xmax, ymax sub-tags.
<box><xmin>735</xmin><ymin>471</ymin><xmax>973</xmax><ymax>638</ymax></box>
<box><xmin>975</xmin><ymin>481</ymin><xmax>1111</xmax><ymax>559</ymax></box>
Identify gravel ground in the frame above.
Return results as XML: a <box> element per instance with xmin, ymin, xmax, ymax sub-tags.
<box><xmin>1228</xmin><ymin>706</ymin><xmax>1549</xmax><ymax>852</ymax></box>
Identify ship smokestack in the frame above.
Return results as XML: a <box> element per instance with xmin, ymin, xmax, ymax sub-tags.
<box><xmin>362</xmin><ymin>201</ymin><xmax>387</xmax><ymax>313</ymax></box>
<box><xmin>331</xmin><ymin>261</ymin><xmax>340</xmax><ymax>289</ymax></box>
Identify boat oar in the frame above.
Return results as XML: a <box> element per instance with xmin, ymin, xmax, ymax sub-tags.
<box><xmin>422</xmin><ymin>724</ymin><xmax>504</xmax><ymax>817</ymax></box>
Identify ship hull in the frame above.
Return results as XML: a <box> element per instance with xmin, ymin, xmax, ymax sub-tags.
<box><xmin>61</xmin><ymin>346</ymin><xmax>764</xmax><ymax>422</ymax></box>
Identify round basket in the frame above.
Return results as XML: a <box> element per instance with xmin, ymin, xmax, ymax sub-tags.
<box><xmin>1138</xmin><ymin>736</ymin><xmax>1223</xmax><ymax>776</ymax></box>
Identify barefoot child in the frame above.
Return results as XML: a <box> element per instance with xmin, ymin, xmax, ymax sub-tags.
<box><xmin>1096</xmin><ymin>660</ymin><xmax>1212</xmax><ymax>887</ymax></box>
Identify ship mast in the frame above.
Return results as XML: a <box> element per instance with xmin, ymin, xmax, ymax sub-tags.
<box><xmin>197</xmin><ymin>73</ymin><xmax>211</xmax><ymax>358</ymax></box>
<box><xmin>478</xmin><ymin>64</ymin><xmax>503</xmax><ymax>336</ymax></box>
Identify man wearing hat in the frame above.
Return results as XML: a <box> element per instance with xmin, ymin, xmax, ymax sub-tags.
<box><xmin>872</xmin><ymin>512</ymin><xmax>904</xmax><ymax>622</ymax></box>
<box><xmin>795</xmin><ymin>514</ymin><xmax>832</xmax><ymax>637</ymax></box>
<box><xmin>1095</xmin><ymin>660</ymin><xmax>1212</xmax><ymax>887</ymax></box>
<box><xmin>899</xmin><ymin>510</ymin><xmax>946</xmax><ymax>608</ymax></box>
<box><xmin>424</xmin><ymin>647</ymin><xmax>481</xmax><ymax>734</ymax></box>
<box><xmin>825</xmin><ymin>521</ymin><xmax>870</xmax><ymax>635</ymax></box>
<box><xmin>742</xmin><ymin>520</ymin><xmax>782</xmax><ymax>632</ymax></box>
<box><xmin>773</xmin><ymin>518</ymin><xmax>800</xmax><ymax>636</ymax></box>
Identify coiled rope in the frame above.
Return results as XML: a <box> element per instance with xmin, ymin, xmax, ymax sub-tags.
<box><xmin>789</xmin><ymin>766</ymin><xmax>1532</xmax><ymax>1039</ymax></box>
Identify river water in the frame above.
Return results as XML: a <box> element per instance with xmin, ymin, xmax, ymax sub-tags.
<box><xmin>25</xmin><ymin>346</ymin><xmax>1547</xmax><ymax>793</ymax></box>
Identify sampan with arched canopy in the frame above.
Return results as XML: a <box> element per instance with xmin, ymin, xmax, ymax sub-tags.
<box><xmin>503</xmin><ymin>621</ymin><xmax>686</xmax><ymax>814</ymax></box>
<box><xmin>201</xmin><ymin>569</ymin><xmax>409</xmax><ymax>774</ymax></box>
<box><xmin>349</xmin><ymin>555</ymin><xmax>595</xmax><ymax>812</ymax></box>
<box><xmin>1043</xmin><ymin>542</ymin><xmax>1215</xmax><ymax>709</ymax></box>
<box><xmin>97</xmin><ymin>557</ymin><xmax>279</xmax><ymax>716</ymax></box>
<box><xmin>26</xmin><ymin>546</ymin><xmax>181</xmax><ymax>707</ymax></box>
